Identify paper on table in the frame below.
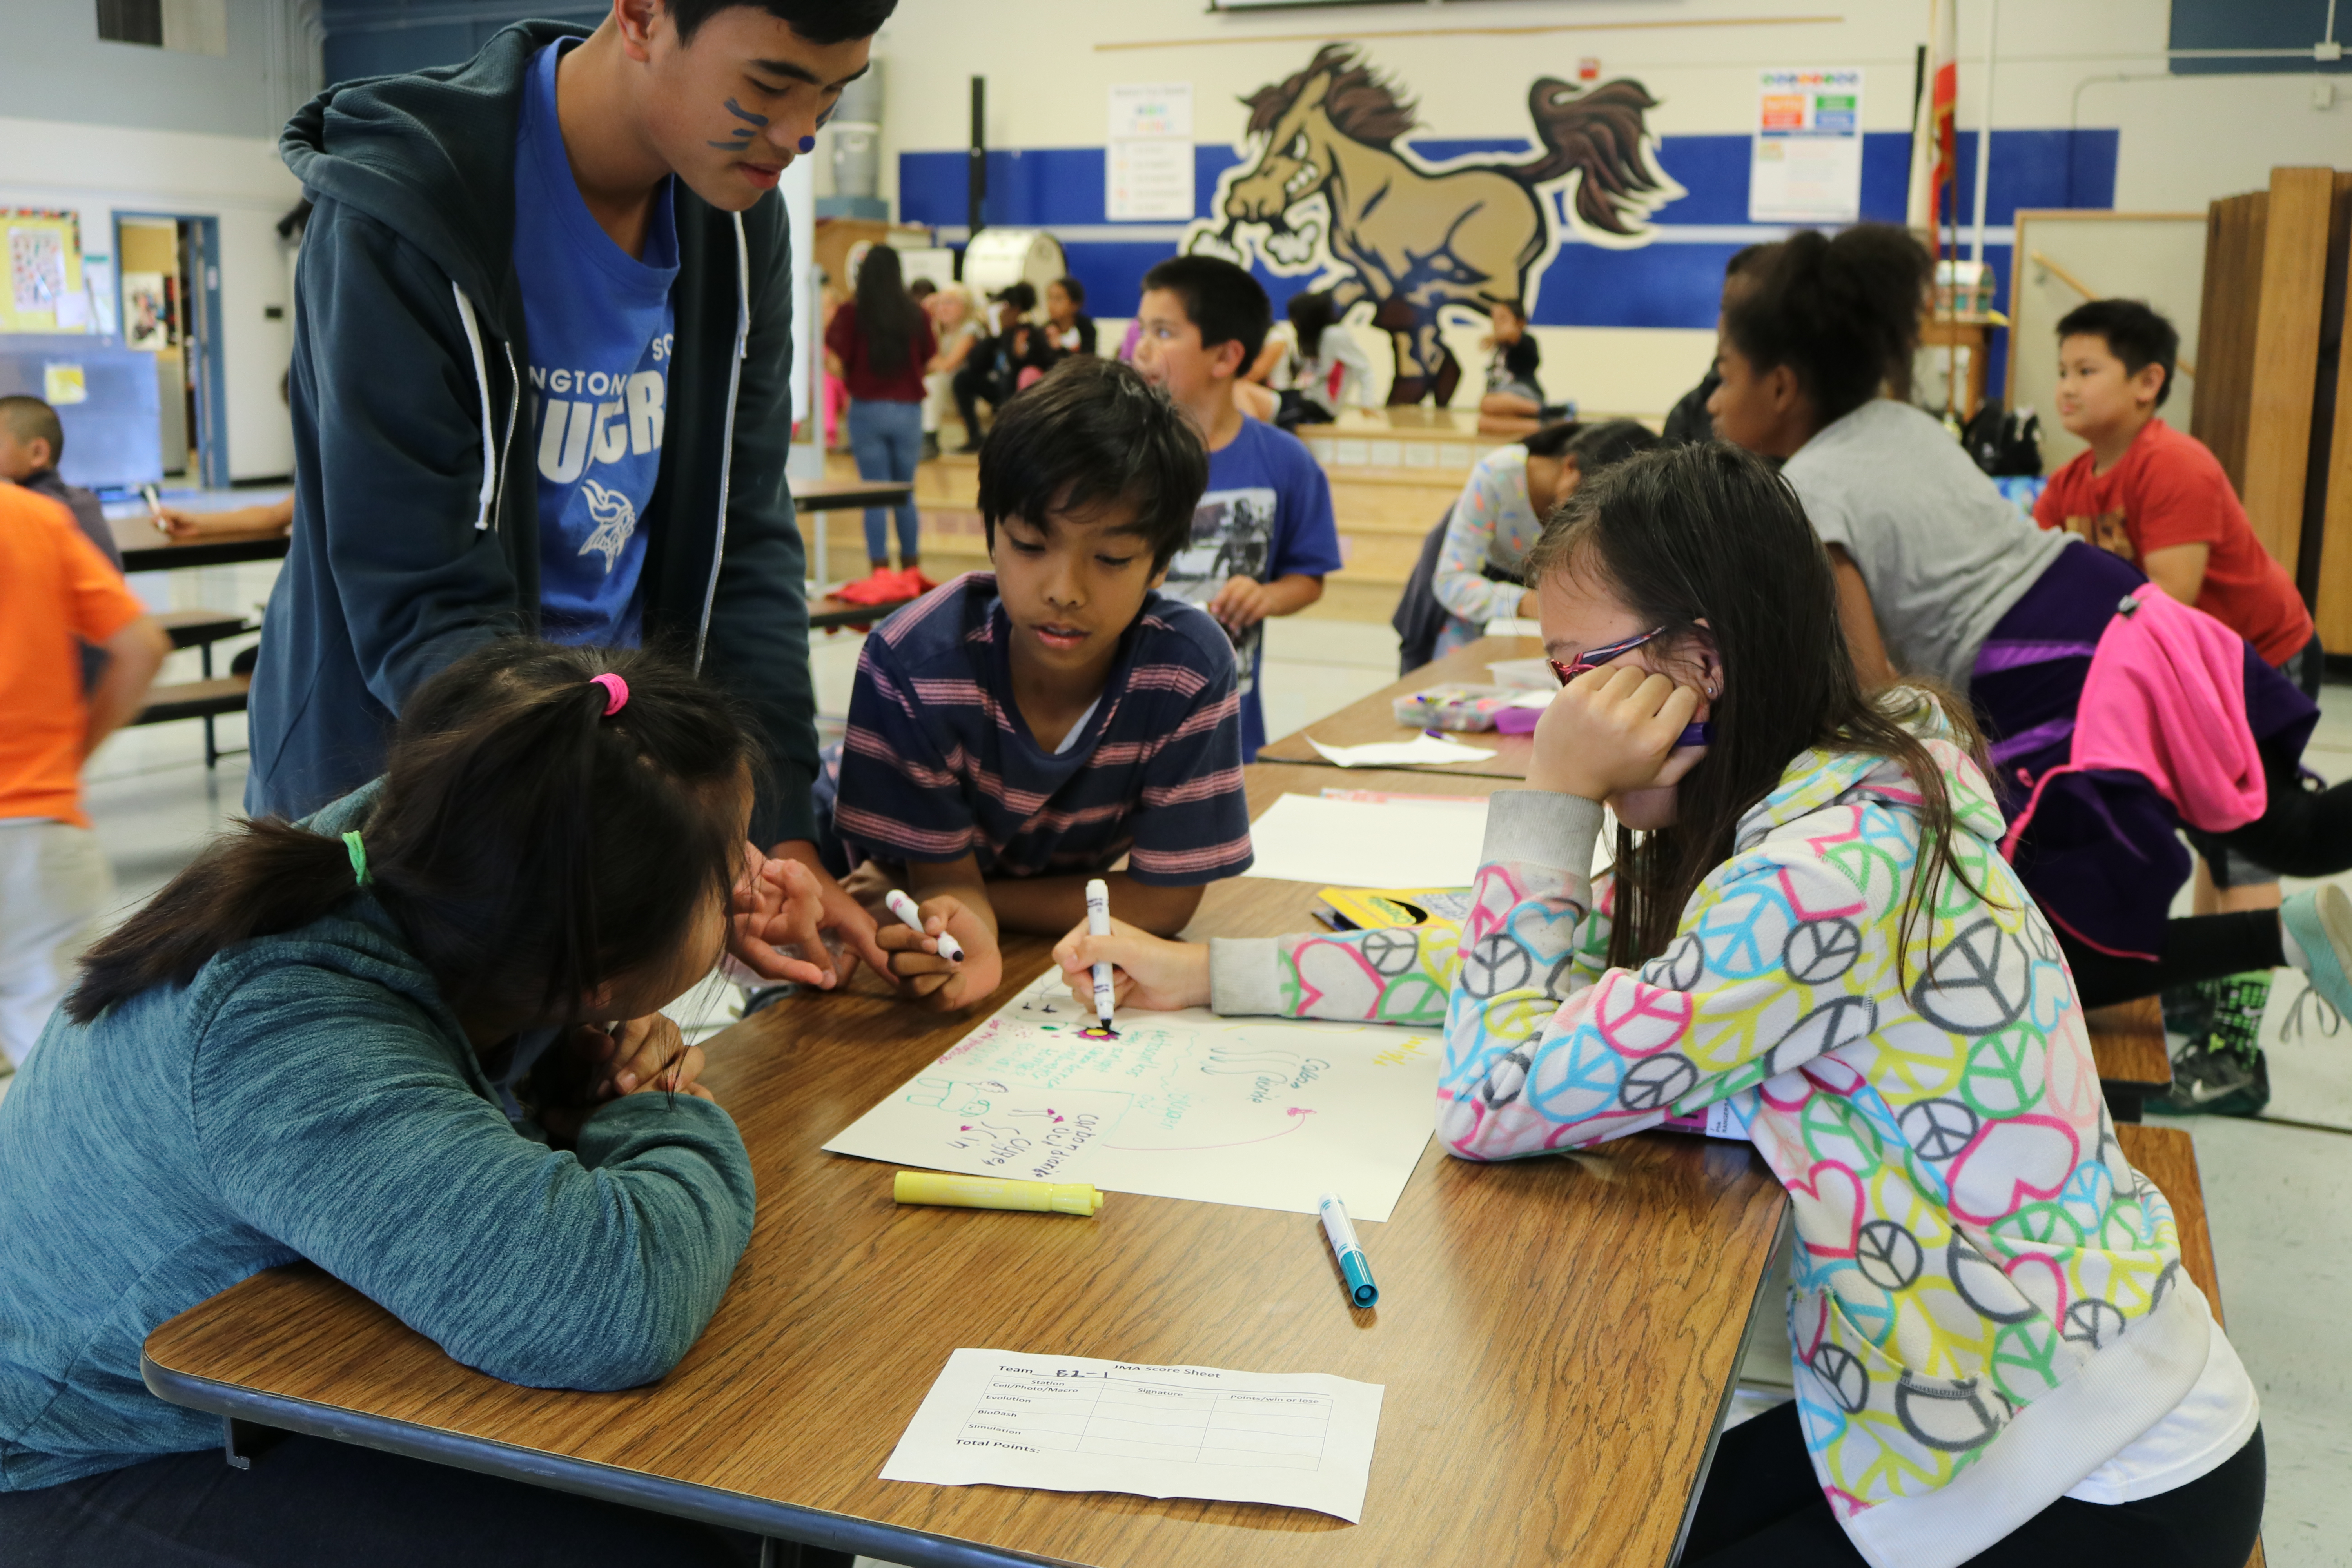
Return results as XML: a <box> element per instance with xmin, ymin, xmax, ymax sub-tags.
<box><xmin>824</xmin><ymin>969</ymin><xmax>1442</xmax><ymax>1219</ymax></box>
<box><xmin>1306</xmin><ymin>733</ymin><xmax>1496</xmax><ymax>768</ymax></box>
<box><xmin>1243</xmin><ymin>791</ymin><xmax>1488</xmax><ymax>889</ymax></box>
<box><xmin>881</xmin><ymin>1348</ymin><xmax>1384</xmax><ymax>1523</ymax></box>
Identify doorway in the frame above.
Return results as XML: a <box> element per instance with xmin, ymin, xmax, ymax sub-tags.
<box><xmin>114</xmin><ymin>212</ymin><xmax>227</xmax><ymax>488</ymax></box>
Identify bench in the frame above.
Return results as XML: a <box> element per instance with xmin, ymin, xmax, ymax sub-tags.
<box><xmin>2086</xmin><ymin>996</ymin><xmax>2172</xmax><ymax>1123</ymax></box>
<box><xmin>2113</xmin><ymin>1122</ymin><xmax>2265</xmax><ymax>1568</ymax></box>
<box><xmin>138</xmin><ymin>611</ymin><xmax>256</xmax><ymax>769</ymax></box>
<box><xmin>132</xmin><ymin>675</ymin><xmax>251</xmax><ymax>768</ymax></box>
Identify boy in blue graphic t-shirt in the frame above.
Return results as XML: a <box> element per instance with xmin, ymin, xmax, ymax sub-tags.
<box><xmin>1133</xmin><ymin>257</ymin><xmax>1343</xmax><ymax>760</ymax></box>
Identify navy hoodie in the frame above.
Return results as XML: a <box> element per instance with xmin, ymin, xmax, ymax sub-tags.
<box><xmin>250</xmin><ymin>21</ymin><xmax>818</xmax><ymax>844</ymax></box>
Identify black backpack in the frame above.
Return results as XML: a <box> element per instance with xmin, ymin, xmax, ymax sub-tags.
<box><xmin>1961</xmin><ymin>400</ymin><xmax>2043</xmax><ymax>477</ymax></box>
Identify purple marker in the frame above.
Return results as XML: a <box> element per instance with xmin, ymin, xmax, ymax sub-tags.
<box><xmin>1679</xmin><ymin>721</ymin><xmax>1712</xmax><ymax>748</ymax></box>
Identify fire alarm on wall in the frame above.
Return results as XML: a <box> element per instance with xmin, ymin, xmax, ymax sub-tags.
<box><xmin>1578</xmin><ymin>56</ymin><xmax>1600</xmax><ymax>82</ymax></box>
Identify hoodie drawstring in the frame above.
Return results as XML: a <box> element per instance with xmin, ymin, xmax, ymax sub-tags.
<box><xmin>451</xmin><ymin>283</ymin><xmax>501</xmax><ymax>531</ymax></box>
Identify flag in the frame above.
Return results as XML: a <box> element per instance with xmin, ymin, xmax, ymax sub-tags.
<box><xmin>1906</xmin><ymin>0</ymin><xmax>1958</xmax><ymax>241</ymax></box>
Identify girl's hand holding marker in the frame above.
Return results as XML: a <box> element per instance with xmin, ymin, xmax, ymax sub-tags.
<box><xmin>1053</xmin><ymin>913</ymin><xmax>1211</xmax><ymax>1014</ymax></box>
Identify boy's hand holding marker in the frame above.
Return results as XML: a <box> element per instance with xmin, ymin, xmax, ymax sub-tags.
<box><xmin>878</xmin><ymin>889</ymin><xmax>1002</xmax><ymax>1011</ymax></box>
<box><xmin>1528</xmin><ymin>664</ymin><xmax>1708</xmax><ymax>806</ymax></box>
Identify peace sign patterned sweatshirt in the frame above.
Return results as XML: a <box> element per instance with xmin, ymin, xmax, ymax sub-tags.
<box><xmin>1205</xmin><ymin>697</ymin><xmax>2251</xmax><ymax>1568</ymax></box>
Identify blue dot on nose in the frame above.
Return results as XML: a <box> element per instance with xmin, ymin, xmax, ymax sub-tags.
<box><xmin>798</xmin><ymin>134</ymin><xmax>815</xmax><ymax>153</ymax></box>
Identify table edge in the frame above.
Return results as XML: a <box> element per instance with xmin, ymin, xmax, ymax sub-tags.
<box><xmin>120</xmin><ymin>538</ymin><xmax>291</xmax><ymax>572</ymax></box>
<box><xmin>137</xmin><ymin>1350</ymin><xmax>1069</xmax><ymax>1568</ymax></box>
<box><xmin>1669</xmin><ymin>1201</ymin><xmax>1792</xmax><ymax>1564</ymax></box>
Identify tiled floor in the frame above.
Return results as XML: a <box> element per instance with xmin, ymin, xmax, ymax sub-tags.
<box><xmin>22</xmin><ymin>530</ymin><xmax>2352</xmax><ymax>1563</ymax></box>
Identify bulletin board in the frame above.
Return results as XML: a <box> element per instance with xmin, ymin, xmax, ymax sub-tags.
<box><xmin>2005</xmin><ymin>211</ymin><xmax>2207</xmax><ymax>474</ymax></box>
<box><xmin>2</xmin><ymin>210</ymin><xmax>89</xmax><ymax>334</ymax></box>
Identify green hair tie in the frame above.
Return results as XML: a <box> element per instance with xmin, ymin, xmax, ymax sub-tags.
<box><xmin>343</xmin><ymin>830</ymin><xmax>372</xmax><ymax>888</ymax></box>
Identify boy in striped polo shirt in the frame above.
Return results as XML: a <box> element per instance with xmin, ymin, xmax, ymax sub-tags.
<box><xmin>830</xmin><ymin>357</ymin><xmax>1254</xmax><ymax>1009</ymax></box>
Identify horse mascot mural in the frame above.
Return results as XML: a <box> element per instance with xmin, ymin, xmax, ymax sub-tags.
<box><xmin>1187</xmin><ymin>44</ymin><xmax>1681</xmax><ymax>405</ymax></box>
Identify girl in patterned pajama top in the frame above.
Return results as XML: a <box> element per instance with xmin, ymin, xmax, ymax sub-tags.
<box><xmin>1058</xmin><ymin>444</ymin><xmax>2266</xmax><ymax>1568</ymax></box>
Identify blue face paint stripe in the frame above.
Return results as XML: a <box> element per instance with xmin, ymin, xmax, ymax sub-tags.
<box><xmin>723</xmin><ymin>98</ymin><xmax>769</xmax><ymax>125</ymax></box>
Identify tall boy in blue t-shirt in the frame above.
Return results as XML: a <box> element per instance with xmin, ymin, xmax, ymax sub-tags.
<box><xmin>1133</xmin><ymin>256</ymin><xmax>1344</xmax><ymax>760</ymax></box>
<box><xmin>831</xmin><ymin>358</ymin><xmax>1254</xmax><ymax>1011</ymax></box>
<box><xmin>254</xmin><ymin>1</ymin><xmax>902</xmax><ymax>987</ymax></box>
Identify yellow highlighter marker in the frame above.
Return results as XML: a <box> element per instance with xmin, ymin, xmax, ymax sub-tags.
<box><xmin>894</xmin><ymin>1171</ymin><xmax>1105</xmax><ymax>1216</ymax></box>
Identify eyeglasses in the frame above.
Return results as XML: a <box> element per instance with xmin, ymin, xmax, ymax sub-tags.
<box><xmin>1548</xmin><ymin>626</ymin><xmax>1669</xmax><ymax>686</ymax></box>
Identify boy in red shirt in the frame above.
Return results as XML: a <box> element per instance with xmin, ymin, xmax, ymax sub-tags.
<box><xmin>2037</xmin><ymin>298</ymin><xmax>2317</xmax><ymax>1114</ymax></box>
<box><xmin>2038</xmin><ymin>299</ymin><xmax>2314</xmax><ymax>679</ymax></box>
<box><xmin>0</xmin><ymin>486</ymin><xmax>167</xmax><ymax>1081</ymax></box>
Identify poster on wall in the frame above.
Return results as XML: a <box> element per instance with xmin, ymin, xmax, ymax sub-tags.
<box><xmin>1182</xmin><ymin>45</ymin><xmax>1681</xmax><ymax>405</ymax></box>
<box><xmin>3</xmin><ymin>211</ymin><xmax>87</xmax><ymax>334</ymax></box>
<box><xmin>122</xmin><ymin>271</ymin><xmax>172</xmax><ymax>350</ymax></box>
<box><xmin>1106</xmin><ymin>82</ymin><xmax>1194</xmax><ymax>222</ymax></box>
<box><xmin>1749</xmin><ymin>68</ymin><xmax>1863</xmax><ymax>224</ymax></box>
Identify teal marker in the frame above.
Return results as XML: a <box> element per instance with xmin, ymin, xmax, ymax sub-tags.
<box><xmin>1317</xmin><ymin>1192</ymin><xmax>1379</xmax><ymax>1308</ymax></box>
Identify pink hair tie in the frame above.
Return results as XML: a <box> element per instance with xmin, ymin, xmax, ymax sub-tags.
<box><xmin>589</xmin><ymin>673</ymin><xmax>629</xmax><ymax>717</ymax></box>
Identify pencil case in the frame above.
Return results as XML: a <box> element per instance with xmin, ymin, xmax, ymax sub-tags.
<box><xmin>1392</xmin><ymin>684</ymin><xmax>1514</xmax><ymax>731</ymax></box>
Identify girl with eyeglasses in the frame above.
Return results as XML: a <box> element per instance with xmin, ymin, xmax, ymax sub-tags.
<box><xmin>1058</xmin><ymin>443</ymin><xmax>2264</xmax><ymax>1568</ymax></box>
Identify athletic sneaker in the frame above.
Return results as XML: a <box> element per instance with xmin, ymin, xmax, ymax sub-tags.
<box><xmin>2281</xmin><ymin>884</ymin><xmax>2352</xmax><ymax>1016</ymax></box>
<box><xmin>2151</xmin><ymin>1036</ymin><xmax>2271</xmax><ymax>1117</ymax></box>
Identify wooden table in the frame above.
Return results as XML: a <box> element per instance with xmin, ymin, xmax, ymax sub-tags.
<box><xmin>143</xmin><ymin>762</ymin><xmax>1786</xmax><ymax>1568</ymax></box>
<box><xmin>1256</xmin><ymin>637</ymin><xmax>1545</xmax><ymax>780</ymax></box>
<box><xmin>2083</xmin><ymin>998</ymin><xmax>2174</xmax><ymax>1123</ymax></box>
<box><xmin>808</xmin><ymin>592</ymin><xmax>920</xmax><ymax>632</ymax></box>
<box><xmin>115</xmin><ymin>513</ymin><xmax>289</xmax><ymax>572</ymax></box>
<box><xmin>112</xmin><ymin>477</ymin><xmax>913</xmax><ymax>575</ymax></box>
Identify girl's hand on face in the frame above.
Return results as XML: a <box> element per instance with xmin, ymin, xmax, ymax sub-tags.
<box><xmin>1051</xmin><ymin>917</ymin><xmax>1212</xmax><ymax>1013</ymax></box>
<box><xmin>537</xmin><ymin>1015</ymin><xmax>713</xmax><ymax>1144</ymax></box>
<box><xmin>1528</xmin><ymin>664</ymin><xmax>1707</xmax><ymax>802</ymax></box>
<box><xmin>878</xmin><ymin>894</ymin><xmax>1003</xmax><ymax>1012</ymax></box>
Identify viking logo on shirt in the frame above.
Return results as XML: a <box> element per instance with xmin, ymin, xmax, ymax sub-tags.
<box><xmin>577</xmin><ymin>479</ymin><xmax>637</xmax><ymax>573</ymax></box>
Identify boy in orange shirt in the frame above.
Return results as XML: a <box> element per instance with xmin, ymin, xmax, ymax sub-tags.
<box><xmin>2037</xmin><ymin>297</ymin><xmax>2316</xmax><ymax>1114</ymax></box>
<box><xmin>0</xmin><ymin>486</ymin><xmax>167</xmax><ymax>1077</ymax></box>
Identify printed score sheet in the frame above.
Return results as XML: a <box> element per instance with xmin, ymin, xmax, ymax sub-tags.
<box><xmin>824</xmin><ymin>970</ymin><xmax>1442</xmax><ymax>1220</ymax></box>
<box><xmin>882</xmin><ymin>1349</ymin><xmax>1383</xmax><ymax>1523</ymax></box>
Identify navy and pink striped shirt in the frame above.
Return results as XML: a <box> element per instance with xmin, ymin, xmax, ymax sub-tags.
<box><xmin>834</xmin><ymin>573</ymin><xmax>1254</xmax><ymax>885</ymax></box>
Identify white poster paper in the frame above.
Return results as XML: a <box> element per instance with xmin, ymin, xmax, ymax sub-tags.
<box><xmin>1240</xmin><ymin>793</ymin><xmax>1488</xmax><ymax>889</ymax></box>
<box><xmin>1107</xmin><ymin>82</ymin><xmax>1194</xmax><ymax>222</ymax></box>
<box><xmin>824</xmin><ymin>969</ymin><xmax>1442</xmax><ymax>1220</ymax></box>
<box><xmin>882</xmin><ymin>1349</ymin><xmax>1384</xmax><ymax>1523</ymax></box>
<box><xmin>1749</xmin><ymin>67</ymin><xmax>1864</xmax><ymax>224</ymax></box>
<box><xmin>1306</xmin><ymin>734</ymin><xmax>1497</xmax><ymax>769</ymax></box>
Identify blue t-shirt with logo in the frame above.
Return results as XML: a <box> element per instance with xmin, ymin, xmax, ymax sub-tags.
<box><xmin>513</xmin><ymin>40</ymin><xmax>678</xmax><ymax>646</ymax></box>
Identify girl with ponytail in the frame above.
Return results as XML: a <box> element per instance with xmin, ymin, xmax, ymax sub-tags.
<box><xmin>0</xmin><ymin>641</ymin><xmax>788</xmax><ymax>1562</ymax></box>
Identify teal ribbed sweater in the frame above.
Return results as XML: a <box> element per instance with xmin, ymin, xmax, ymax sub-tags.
<box><xmin>0</xmin><ymin>788</ymin><xmax>756</xmax><ymax>1489</ymax></box>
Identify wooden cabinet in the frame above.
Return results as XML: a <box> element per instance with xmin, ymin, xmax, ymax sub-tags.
<box><xmin>2193</xmin><ymin>167</ymin><xmax>2352</xmax><ymax>639</ymax></box>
